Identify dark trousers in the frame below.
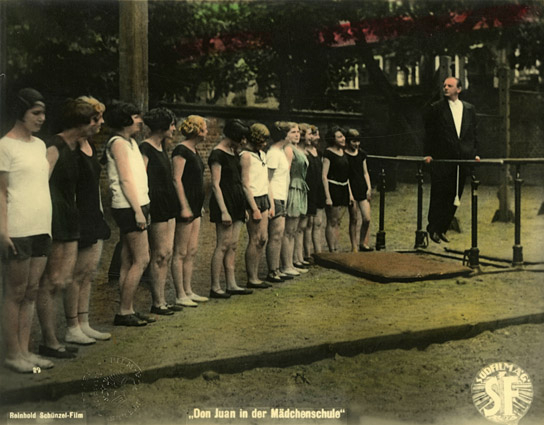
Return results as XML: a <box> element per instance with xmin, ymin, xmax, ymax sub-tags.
<box><xmin>427</xmin><ymin>164</ymin><xmax>467</xmax><ymax>235</ymax></box>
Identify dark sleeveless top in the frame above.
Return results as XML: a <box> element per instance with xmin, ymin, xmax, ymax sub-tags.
<box><xmin>323</xmin><ymin>149</ymin><xmax>349</xmax><ymax>183</ymax></box>
<box><xmin>306</xmin><ymin>151</ymin><xmax>326</xmax><ymax>212</ymax></box>
<box><xmin>172</xmin><ymin>144</ymin><xmax>204</xmax><ymax>218</ymax></box>
<box><xmin>140</xmin><ymin>141</ymin><xmax>179</xmax><ymax>222</ymax></box>
<box><xmin>76</xmin><ymin>142</ymin><xmax>110</xmax><ymax>247</ymax></box>
<box><xmin>47</xmin><ymin>135</ymin><xmax>79</xmax><ymax>241</ymax></box>
<box><xmin>346</xmin><ymin>149</ymin><xmax>368</xmax><ymax>201</ymax></box>
<box><xmin>208</xmin><ymin>149</ymin><xmax>246</xmax><ymax>223</ymax></box>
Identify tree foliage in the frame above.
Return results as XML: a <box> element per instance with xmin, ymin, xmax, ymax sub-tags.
<box><xmin>4</xmin><ymin>0</ymin><xmax>544</xmax><ymax>111</ymax></box>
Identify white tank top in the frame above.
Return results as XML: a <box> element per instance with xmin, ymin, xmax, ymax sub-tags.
<box><xmin>242</xmin><ymin>150</ymin><xmax>268</xmax><ymax>197</ymax></box>
<box><xmin>105</xmin><ymin>136</ymin><xmax>150</xmax><ymax>209</ymax></box>
<box><xmin>266</xmin><ymin>146</ymin><xmax>290</xmax><ymax>201</ymax></box>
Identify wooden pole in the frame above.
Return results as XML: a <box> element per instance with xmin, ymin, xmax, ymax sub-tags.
<box><xmin>0</xmin><ymin>1</ymin><xmax>7</xmax><ymax>136</ymax></box>
<box><xmin>119</xmin><ymin>0</ymin><xmax>148</xmax><ymax>112</ymax></box>
<box><xmin>493</xmin><ymin>66</ymin><xmax>514</xmax><ymax>222</ymax></box>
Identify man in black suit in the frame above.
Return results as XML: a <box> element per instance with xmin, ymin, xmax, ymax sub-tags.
<box><xmin>424</xmin><ymin>77</ymin><xmax>480</xmax><ymax>244</ymax></box>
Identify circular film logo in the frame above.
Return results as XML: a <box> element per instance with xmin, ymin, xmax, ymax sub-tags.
<box><xmin>471</xmin><ymin>362</ymin><xmax>533</xmax><ymax>424</ymax></box>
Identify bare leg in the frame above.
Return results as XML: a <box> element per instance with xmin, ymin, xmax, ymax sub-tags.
<box><xmin>245</xmin><ymin>212</ymin><xmax>268</xmax><ymax>284</ymax></box>
<box><xmin>2</xmin><ymin>258</ymin><xmax>31</xmax><ymax>361</ymax></box>
<box><xmin>148</xmin><ymin>220</ymin><xmax>175</xmax><ymax>308</ymax></box>
<box><xmin>359</xmin><ymin>199</ymin><xmax>371</xmax><ymax>248</ymax></box>
<box><xmin>172</xmin><ymin>220</ymin><xmax>192</xmax><ymax>300</ymax></box>
<box><xmin>211</xmin><ymin>223</ymin><xmax>232</xmax><ymax>293</ymax></box>
<box><xmin>303</xmin><ymin>216</ymin><xmax>314</xmax><ymax>259</ymax></box>
<box><xmin>266</xmin><ymin>216</ymin><xmax>285</xmax><ymax>274</ymax></box>
<box><xmin>224</xmin><ymin>221</ymin><xmax>244</xmax><ymax>290</ymax></box>
<box><xmin>3</xmin><ymin>256</ymin><xmax>48</xmax><ymax>371</ymax></box>
<box><xmin>20</xmin><ymin>257</ymin><xmax>47</xmax><ymax>356</ymax></box>
<box><xmin>184</xmin><ymin>218</ymin><xmax>202</xmax><ymax>297</ymax></box>
<box><xmin>73</xmin><ymin>241</ymin><xmax>110</xmax><ymax>339</ymax></box>
<box><xmin>280</xmin><ymin>216</ymin><xmax>299</xmax><ymax>273</ymax></box>
<box><xmin>348</xmin><ymin>202</ymin><xmax>360</xmax><ymax>251</ymax></box>
<box><xmin>37</xmin><ymin>241</ymin><xmax>78</xmax><ymax>349</ymax></box>
<box><xmin>312</xmin><ymin>209</ymin><xmax>324</xmax><ymax>254</ymax></box>
<box><xmin>294</xmin><ymin>216</ymin><xmax>307</xmax><ymax>264</ymax></box>
<box><xmin>118</xmin><ymin>231</ymin><xmax>150</xmax><ymax>315</ymax></box>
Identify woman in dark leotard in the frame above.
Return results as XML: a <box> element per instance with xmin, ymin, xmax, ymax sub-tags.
<box><xmin>209</xmin><ymin>119</ymin><xmax>252</xmax><ymax>298</ymax></box>
<box><xmin>322</xmin><ymin>126</ymin><xmax>351</xmax><ymax>252</ymax></box>
<box><xmin>171</xmin><ymin>115</ymin><xmax>209</xmax><ymax>307</ymax></box>
<box><xmin>39</xmin><ymin>98</ymin><xmax>101</xmax><ymax>356</ymax></box>
<box><xmin>141</xmin><ymin>108</ymin><xmax>180</xmax><ymax>315</ymax></box>
<box><xmin>71</xmin><ymin>96</ymin><xmax>111</xmax><ymax>343</ymax></box>
<box><xmin>303</xmin><ymin>125</ymin><xmax>325</xmax><ymax>257</ymax></box>
<box><xmin>346</xmin><ymin>128</ymin><xmax>372</xmax><ymax>252</ymax></box>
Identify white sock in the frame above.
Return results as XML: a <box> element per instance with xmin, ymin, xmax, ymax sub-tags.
<box><xmin>80</xmin><ymin>322</ymin><xmax>111</xmax><ymax>341</ymax></box>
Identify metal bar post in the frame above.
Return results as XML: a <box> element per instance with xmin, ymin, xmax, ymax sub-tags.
<box><xmin>468</xmin><ymin>171</ymin><xmax>480</xmax><ymax>268</ymax></box>
<box><xmin>414</xmin><ymin>163</ymin><xmax>427</xmax><ymax>248</ymax></box>
<box><xmin>376</xmin><ymin>167</ymin><xmax>386</xmax><ymax>250</ymax></box>
<box><xmin>513</xmin><ymin>164</ymin><xmax>524</xmax><ymax>266</ymax></box>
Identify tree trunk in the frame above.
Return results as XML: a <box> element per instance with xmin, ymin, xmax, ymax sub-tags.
<box><xmin>0</xmin><ymin>1</ymin><xmax>7</xmax><ymax>135</ymax></box>
<box><xmin>119</xmin><ymin>0</ymin><xmax>148</xmax><ymax>112</ymax></box>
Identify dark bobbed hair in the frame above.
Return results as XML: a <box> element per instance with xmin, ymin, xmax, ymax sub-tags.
<box><xmin>223</xmin><ymin>119</ymin><xmax>249</xmax><ymax>143</ymax></box>
<box><xmin>270</xmin><ymin>121</ymin><xmax>297</xmax><ymax>142</ymax></box>
<box><xmin>14</xmin><ymin>88</ymin><xmax>45</xmax><ymax>121</ymax></box>
<box><xmin>60</xmin><ymin>98</ymin><xmax>97</xmax><ymax>130</ymax></box>
<box><xmin>143</xmin><ymin>107</ymin><xmax>176</xmax><ymax>132</ymax></box>
<box><xmin>325</xmin><ymin>126</ymin><xmax>346</xmax><ymax>146</ymax></box>
<box><xmin>104</xmin><ymin>101</ymin><xmax>140</xmax><ymax>129</ymax></box>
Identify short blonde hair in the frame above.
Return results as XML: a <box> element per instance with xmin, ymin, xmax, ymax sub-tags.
<box><xmin>271</xmin><ymin>121</ymin><xmax>297</xmax><ymax>142</ymax></box>
<box><xmin>249</xmin><ymin>123</ymin><xmax>270</xmax><ymax>147</ymax></box>
<box><xmin>76</xmin><ymin>95</ymin><xmax>105</xmax><ymax>114</ymax></box>
<box><xmin>298</xmin><ymin>123</ymin><xmax>311</xmax><ymax>139</ymax></box>
<box><xmin>179</xmin><ymin>115</ymin><xmax>206</xmax><ymax>138</ymax></box>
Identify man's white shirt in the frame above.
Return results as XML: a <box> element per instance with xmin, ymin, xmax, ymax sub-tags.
<box><xmin>448</xmin><ymin>99</ymin><xmax>463</xmax><ymax>138</ymax></box>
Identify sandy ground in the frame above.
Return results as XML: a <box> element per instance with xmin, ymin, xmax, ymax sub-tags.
<box><xmin>3</xmin><ymin>323</ymin><xmax>543</xmax><ymax>425</ymax></box>
<box><xmin>1</xmin><ymin>183</ymin><xmax>543</xmax><ymax>425</ymax></box>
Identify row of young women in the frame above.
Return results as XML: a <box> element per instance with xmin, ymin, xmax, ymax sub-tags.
<box><xmin>0</xmin><ymin>88</ymin><xmax>372</xmax><ymax>374</ymax></box>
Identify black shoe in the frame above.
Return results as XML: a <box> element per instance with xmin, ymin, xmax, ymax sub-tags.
<box><xmin>429</xmin><ymin>232</ymin><xmax>441</xmax><ymax>244</ymax></box>
<box><xmin>150</xmin><ymin>306</ymin><xmax>174</xmax><ymax>316</ymax></box>
<box><xmin>293</xmin><ymin>262</ymin><xmax>309</xmax><ymax>269</ymax></box>
<box><xmin>266</xmin><ymin>272</ymin><xmax>284</xmax><ymax>283</ymax></box>
<box><xmin>226</xmin><ymin>288</ymin><xmax>253</xmax><ymax>295</ymax></box>
<box><xmin>210</xmin><ymin>289</ymin><xmax>231</xmax><ymax>299</ymax></box>
<box><xmin>39</xmin><ymin>345</ymin><xmax>77</xmax><ymax>359</ymax></box>
<box><xmin>247</xmin><ymin>282</ymin><xmax>272</xmax><ymax>289</ymax></box>
<box><xmin>114</xmin><ymin>313</ymin><xmax>147</xmax><ymax>327</ymax></box>
<box><xmin>167</xmin><ymin>304</ymin><xmax>183</xmax><ymax>312</ymax></box>
<box><xmin>359</xmin><ymin>245</ymin><xmax>374</xmax><ymax>252</ymax></box>
<box><xmin>134</xmin><ymin>312</ymin><xmax>156</xmax><ymax>323</ymax></box>
<box><xmin>438</xmin><ymin>233</ymin><xmax>450</xmax><ymax>243</ymax></box>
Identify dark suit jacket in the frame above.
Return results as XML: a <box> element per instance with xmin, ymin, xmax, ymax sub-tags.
<box><xmin>424</xmin><ymin>98</ymin><xmax>478</xmax><ymax>161</ymax></box>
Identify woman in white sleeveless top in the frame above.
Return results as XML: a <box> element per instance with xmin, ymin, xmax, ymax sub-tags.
<box><xmin>104</xmin><ymin>102</ymin><xmax>151</xmax><ymax>327</ymax></box>
<box><xmin>240</xmin><ymin>123</ymin><xmax>272</xmax><ymax>289</ymax></box>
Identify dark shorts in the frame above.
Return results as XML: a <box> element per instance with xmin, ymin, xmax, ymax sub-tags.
<box><xmin>149</xmin><ymin>194</ymin><xmax>179</xmax><ymax>224</ymax></box>
<box><xmin>175</xmin><ymin>215</ymin><xmax>197</xmax><ymax>224</ymax></box>
<box><xmin>111</xmin><ymin>204</ymin><xmax>150</xmax><ymax>234</ymax></box>
<box><xmin>78</xmin><ymin>219</ymin><xmax>111</xmax><ymax>250</ymax></box>
<box><xmin>248</xmin><ymin>195</ymin><xmax>270</xmax><ymax>213</ymax></box>
<box><xmin>272</xmin><ymin>199</ymin><xmax>287</xmax><ymax>219</ymax></box>
<box><xmin>328</xmin><ymin>181</ymin><xmax>350</xmax><ymax>207</ymax></box>
<box><xmin>8</xmin><ymin>234</ymin><xmax>52</xmax><ymax>261</ymax></box>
